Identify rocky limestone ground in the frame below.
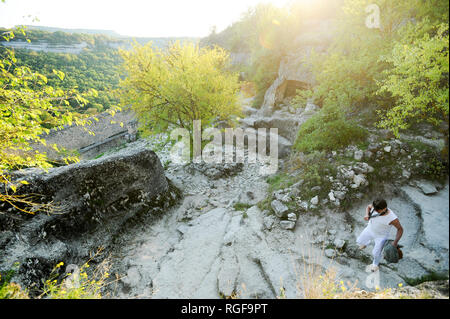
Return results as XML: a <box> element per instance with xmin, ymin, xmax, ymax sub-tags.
<box><xmin>1</xmin><ymin>97</ymin><xmax>448</xmax><ymax>299</ymax></box>
<box><xmin>103</xmin><ymin>136</ymin><xmax>449</xmax><ymax>299</ymax></box>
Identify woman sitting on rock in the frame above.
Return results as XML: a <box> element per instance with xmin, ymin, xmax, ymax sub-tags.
<box><xmin>357</xmin><ymin>198</ymin><xmax>404</xmax><ymax>272</ymax></box>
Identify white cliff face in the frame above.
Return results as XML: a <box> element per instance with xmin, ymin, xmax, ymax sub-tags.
<box><xmin>257</xmin><ymin>19</ymin><xmax>336</xmax><ymax>116</ymax></box>
<box><xmin>0</xmin><ymin>40</ymin><xmax>90</xmax><ymax>54</ymax></box>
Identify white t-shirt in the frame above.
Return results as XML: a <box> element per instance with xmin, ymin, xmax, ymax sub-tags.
<box><xmin>368</xmin><ymin>208</ymin><xmax>398</xmax><ymax>238</ymax></box>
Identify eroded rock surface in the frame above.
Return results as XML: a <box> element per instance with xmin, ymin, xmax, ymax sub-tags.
<box><xmin>0</xmin><ymin>144</ymin><xmax>178</xmax><ymax>295</ymax></box>
<box><xmin>104</xmin><ymin>139</ymin><xmax>449</xmax><ymax>298</ymax></box>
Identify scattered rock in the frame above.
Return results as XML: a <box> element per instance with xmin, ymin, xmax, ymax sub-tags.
<box><xmin>364</xmin><ymin>150</ymin><xmax>373</xmax><ymax>159</ymax></box>
<box><xmin>334</xmin><ymin>239</ymin><xmax>346</xmax><ymax>250</ymax></box>
<box><xmin>263</xmin><ymin>216</ymin><xmax>275</xmax><ymax>230</ymax></box>
<box><xmin>325</xmin><ymin>249</ymin><xmax>336</xmax><ymax>258</ymax></box>
<box><xmin>402</xmin><ymin>169</ymin><xmax>411</xmax><ymax>179</ymax></box>
<box><xmin>354</xmin><ymin>150</ymin><xmax>364</xmax><ymax>161</ymax></box>
<box><xmin>334</xmin><ymin>191</ymin><xmax>346</xmax><ymax>200</ymax></box>
<box><xmin>297</xmin><ymin>201</ymin><xmax>309</xmax><ymax>212</ymax></box>
<box><xmin>352</xmin><ymin>174</ymin><xmax>368</xmax><ymax>188</ymax></box>
<box><xmin>328</xmin><ymin>191</ymin><xmax>336</xmax><ymax>202</ymax></box>
<box><xmin>280</xmin><ymin>220</ymin><xmax>296</xmax><ymax>230</ymax></box>
<box><xmin>353</xmin><ymin>162</ymin><xmax>374</xmax><ymax>174</ymax></box>
<box><xmin>415</xmin><ymin>180</ymin><xmax>438</xmax><ymax>195</ymax></box>
<box><xmin>191</xmin><ymin>162</ymin><xmax>243</xmax><ymax>180</ymax></box>
<box><xmin>310</xmin><ymin>196</ymin><xmax>319</xmax><ymax>205</ymax></box>
<box><xmin>311</xmin><ymin>186</ymin><xmax>321</xmax><ymax>193</ymax></box>
<box><xmin>271</xmin><ymin>200</ymin><xmax>289</xmax><ymax>218</ymax></box>
<box><xmin>121</xmin><ymin>267</ymin><xmax>142</xmax><ymax>287</ymax></box>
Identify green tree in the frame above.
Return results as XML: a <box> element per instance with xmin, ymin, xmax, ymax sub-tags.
<box><xmin>0</xmin><ymin>29</ymin><xmax>94</xmax><ymax>214</ymax></box>
<box><xmin>119</xmin><ymin>41</ymin><xmax>241</xmax><ymax>135</ymax></box>
<box><xmin>377</xmin><ymin>20</ymin><xmax>449</xmax><ymax>136</ymax></box>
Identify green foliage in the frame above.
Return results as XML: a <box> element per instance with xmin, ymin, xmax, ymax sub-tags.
<box><xmin>0</xmin><ymin>258</ymin><xmax>112</xmax><ymax>299</ymax></box>
<box><xmin>422</xmin><ymin>152</ymin><xmax>448</xmax><ymax>180</ymax></box>
<box><xmin>40</xmin><ymin>260</ymin><xmax>110</xmax><ymax>299</ymax></box>
<box><xmin>201</xmin><ymin>2</ymin><xmax>306</xmax><ymax>108</ymax></box>
<box><xmin>0</xmin><ymin>29</ymin><xmax>93</xmax><ymax>213</ymax></box>
<box><xmin>298</xmin><ymin>0</ymin><xmax>410</xmax><ymax>110</ymax></box>
<box><xmin>0</xmin><ymin>27</ymin><xmax>118</xmax><ymax>46</ymax></box>
<box><xmin>4</xmin><ymin>46</ymin><xmax>122</xmax><ymax>113</ymax></box>
<box><xmin>377</xmin><ymin>21</ymin><xmax>449</xmax><ymax>136</ymax></box>
<box><xmin>266</xmin><ymin>172</ymin><xmax>295</xmax><ymax>193</ymax></box>
<box><xmin>294</xmin><ymin>0</ymin><xmax>449</xmax><ymax>136</ymax></box>
<box><xmin>294</xmin><ymin>105</ymin><xmax>367</xmax><ymax>153</ymax></box>
<box><xmin>255</xmin><ymin>173</ymin><xmax>293</xmax><ymax>212</ymax></box>
<box><xmin>400</xmin><ymin>138</ymin><xmax>449</xmax><ymax>180</ymax></box>
<box><xmin>119</xmin><ymin>41</ymin><xmax>241</xmax><ymax>135</ymax></box>
<box><xmin>0</xmin><ymin>263</ymin><xmax>28</xmax><ymax>299</ymax></box>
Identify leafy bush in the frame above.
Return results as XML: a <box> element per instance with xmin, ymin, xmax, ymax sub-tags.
<box><xmin>422</xmin><ymin>153</ymin><xmax>449</xmax><ymax>180</ymax></box>
<box><xmin>1</xmin><ymin>254</ymin><xmax>113</xmax><ymax>299</ymax></box>
<box><xmin>0</xmin><ymin>263</ymin><xmax>29</xmax><ymax>299</ymax></box>
<box><xmin>40</xmin><ymin>260</ymin><xmax>110</xmax><ymax>299</ymax></box>
<box><xmin>294</xmin><ymin>105</ymin><xmax>367</xmax><ymax>153</ymax></box>
<box><xmin>266</xmin><ymin>172</ymin><xmax>295</xmax><ymax>193</ymax></box>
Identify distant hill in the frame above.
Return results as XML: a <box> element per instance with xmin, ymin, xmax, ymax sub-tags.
<box><xmin>13</xmin><ymin>25</ymin><xmax>200</xmax><ymax>48</ymax></box>
<box><xmin>23</xmin><ymin>25</ymin><xmax>122</xmax><ymax>37</ymax></box>
<box><xmin>0</xmin><ymin>25</ymin><xmax>200</xmax><ymax>115</ymax></box>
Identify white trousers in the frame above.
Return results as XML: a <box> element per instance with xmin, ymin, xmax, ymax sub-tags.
<box><xmin>357</xmin><ymin>226</ymin><xmax>387</xmax><ymax>266</ymax></box>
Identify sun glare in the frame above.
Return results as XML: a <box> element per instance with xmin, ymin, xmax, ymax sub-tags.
<box><xmin>0</xmin><ymin>0</ymin><xmax>331</xmax><ymax>38</ymax></box>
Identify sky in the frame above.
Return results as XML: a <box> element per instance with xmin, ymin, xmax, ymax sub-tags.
<box><xmin>0</xmin><ymin>0</ymin><xmax>294</xmax><ymax>37</ymax></box>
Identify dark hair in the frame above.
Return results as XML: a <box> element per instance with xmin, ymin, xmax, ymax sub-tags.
<box><xmin>373</xmin><ymin>199</ymin><xmax>387</xmax><ymax>211</ymax></box>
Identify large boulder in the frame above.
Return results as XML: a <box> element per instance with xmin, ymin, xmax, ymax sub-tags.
<box><xmin>4</xmin><ymin>146</ymin><xmax>171</xmax><ymax>228</ymax></box>
<box><xmin>212</xmin><ymin>127</ymin><xmax>293</xmax><ymax>159</ymax></box>
<box><xmin>0</xmin><ymin>145</ymin><xmax>179</xmax><ymax>295</ymax></box>
<box><xmin>252</xmin><ymin>115</ymin><xmax>301</xmax><ymax>143</ymax></box>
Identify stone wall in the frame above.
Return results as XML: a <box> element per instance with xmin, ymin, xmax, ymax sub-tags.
<box><xmin>32</xmin><ymin>110</ymin><xmax>138</xmax><ymax>160</ymax></box>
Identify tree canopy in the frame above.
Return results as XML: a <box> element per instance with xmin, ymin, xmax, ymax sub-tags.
<box><xmin>119</xmin><ymin>41</ymin><xmax>241</xmax><ymax>135</ymax></box>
